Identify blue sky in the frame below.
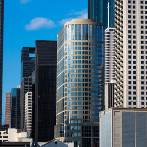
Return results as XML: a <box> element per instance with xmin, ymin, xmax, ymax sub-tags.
<box><xmin>3</xmin><ymin>0</ymin><xmax>87</xmax><ymax>123</ymax></box>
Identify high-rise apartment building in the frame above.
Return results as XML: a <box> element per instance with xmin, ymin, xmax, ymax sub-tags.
<box><xmin>20</xmin><ymin>47</ymin><xmax>35</xmax><ymax>129</ymax></box>
<box><xmin>55</xmin><ymin>19</ymin><xmax>103</xmax><ymax>147</ymax></box>
<box><xmin>114</xmin><ymin>0</ymin><xmax>147</xmax><ymax>108</ymax></box>
<box><xmin>88</xmin><ymin>0</ymin><xmax>115</xmax><ymax>28</ymax></box>
<box><xmin>10</xmin><ymin>88</ymin><xmax>21</xmax><ymax>129</ymax></box>
<box><xmin>25</xmin><ymin>92</ymin><xmax>32</xmax><ymax>137</ymax></box>
<box><xmin>32</xmin><ymin>40</ymin><xmax>57</xmax><ymax>142</ymax></box>
<box><xmin>5</xmin><ymin>92</ymin><xmax>11</xmax><ymax>126</ymax></box>
<box><xmin>0</xmin><ymin>0</ymin><xmax>4</xmax><ymax>125</ymax></box>
<box><xmin>105</xmin><ymin>28</ymin><xmax>115</xmax><ymax>109</ymax></box>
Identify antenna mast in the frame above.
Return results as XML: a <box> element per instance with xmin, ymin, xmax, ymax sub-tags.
<box><xmin>108</xmin><ymin>0</ymin><xmax>110</xmax><ymax>28</ymax></box>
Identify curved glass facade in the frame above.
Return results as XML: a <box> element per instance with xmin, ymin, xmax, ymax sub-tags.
<box><xmin>56</xmin><ymin>19</ymin><xmax>104</xmax><ymax>147</ymax></box>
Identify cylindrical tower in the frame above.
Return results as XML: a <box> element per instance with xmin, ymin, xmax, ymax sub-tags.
<box><xmin>56</xmin><ymin>19</ymin><xmax>104</xmax><ymax>147</ymax></box>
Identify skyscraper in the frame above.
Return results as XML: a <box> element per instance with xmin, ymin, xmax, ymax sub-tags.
<box><xmin>0</xmin><ymin>0</ymin><xmax>4</xmax><ymax>125</ymax></box>
<box><xmin>5</xmin><ymin>92</ymin><xmax>11</xmax><ymax>126</ymax></box>
<box><xmin>20</xmin><ymin>47</ymin><xmax>35</xmax><ymax>129</ymax></box>
<box><xmin>55</xmin><ymin>19</ymin><xmax>103</xmax><ymax>147</ymax></box>
<box><xmin>114</xmin><ymin>0</ymin><xmax>147</xmax><ymax>108</ymax></box>
<box><xmin>88</xmin><ymin>0</ymin><xmax>115</xmax><ymax>28</ymax></box>
<box><xmin>10</xmin><ymin>88</ymin><xmax>21</xmax><ymax>129</ymax></box>
<box><xmin>32</xmin><ymin>40</ymin><xmax>57</xmax><ymax>142</ymax></box>
<box><xmin>104</xmin><ymin>28</ymin><xmax>115</xmax><ymax>109</ymax></box>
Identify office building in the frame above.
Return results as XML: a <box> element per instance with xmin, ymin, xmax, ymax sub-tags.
<box><xmin>104</xmin><ymin>28</ymin><xmax>115</xmax><ymax>109</ymax></box>
<box><xmin>88</xmin><ymin>0</ymin><xmax>115</xmax><ymax>28</ymax></box>
<box><xmin>55</xmin><ymin>19</ymin><xmax>103</xmax><ymax>147</ymax></box>
<box><xmin>10</xmin><ymin>88</ymin><xmax>21</xmax><ymax>129</ymax></box>
<box><xmin>5</xmin><ymin>92</ymin><xmax>11</xmax><ymax>126</ymax></box>
<box><xmin>114</xmin><ymin>0</ymin><xmax>147</xmax><ymax>108</ymax></box>
<box><xmin>25</xmin><ymin>92</ymin><xmax>32</xmax><ymax>137</ymax></box>
<box><xmin>0</xmin><ymin>0</ymin><xmax>4</xmax><ymax>125</ymax></box>
<box><xmin>20</xmin><ymin>47</ymin><xmax>35</xmax><ymax>129</ymax></box>
<box><xmin>100</xmin><ymin>108</ymin><xmax>147</xmax><ymax>147</ymax></box>
<box><xmin>32</xmin><ymin>40</ymin><xmax>57</xmax><ymax>142</ymax></box>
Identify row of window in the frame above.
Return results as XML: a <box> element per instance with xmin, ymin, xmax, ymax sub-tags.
<box><xmin>128</xmin><ymin>101</ymin><xmax>147</xmax><ymax>106</ymax></box>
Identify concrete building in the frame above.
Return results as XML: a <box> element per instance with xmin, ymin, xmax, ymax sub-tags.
<box><xmin>0</xmin><ymin>128</ymin><xmax>32</xmax><ymax>143</ymax></box>
<box><xmin>114</xmin><ymin>0</ymin><xmax>147</xmax><ymax>108</ymax></box>
<box><xmin>5</xmin><ymin>92</ymin><xmax>11</xmax><ymax>126</ymax></box>
<box><xmin>104</xmin><ymin>28</ymin><xmax>115</xmax><ymax>109</ymax></box>
<box><xmin>25</xmin><ymin>92</ymin><xmax>32</xmax><ymax>137</ymax></box>
<box><xmin>55</xmin><ymin>19</ymin><xmax>103</xmax><ymax>147</ymax></box>
<box><xmin>100</xmin><ymin>108</ymin><xmax>147</xmax><ymax>147</ymax></box>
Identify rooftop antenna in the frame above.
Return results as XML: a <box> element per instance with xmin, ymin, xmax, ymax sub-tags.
<box><xmin>108</xmin><ymin>0</ymin><xmax>110</xmax><ymax>28</ymax></box>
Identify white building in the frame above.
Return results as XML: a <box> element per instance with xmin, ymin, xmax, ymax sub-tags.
<box><xmin>0</xmin><ymin>128</ymin><xmax>32</xmax><ymax>143</ymax></box>
<box><xmin>115</xmin><ymin>0</ymin><xmax>147</xmax><ymax>108</ymax></box>
<box><xmin>105</xmin><ymin>27</ymin><xmax>115</xmax><ymax>109</ymax></box>
<box><xmin>25</xmin><ymin>92</ymin><xmax>32</xmax><ymax>137</ymax></box>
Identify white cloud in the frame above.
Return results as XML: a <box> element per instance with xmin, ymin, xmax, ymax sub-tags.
<box><xmin>20</xmin><ymin>0</ymin><xmax>31</xmax><ymax>4</ymax></box>
<box><xmin>59</xmin><ymin>9</ymin><xmax>88</xmax><ymax>25</ymax></box>
<box><xmin>77</xmin><ymin>10</ymin><xmax>88</xmax><ymax>19</ymax></box>
<box><xmin>25</xmin><ymin>17</ymin><xmax>55</xmax><ymax>31</ymax></box>
<box><xmin>25</xmin><ymin>10</ymin><xmax>88</xmax><ymax>31</ymax></box>
<box><xmin>69</xmin><ymin>9</ymin><xmax>88</xmax><ymax>18</ymax></box>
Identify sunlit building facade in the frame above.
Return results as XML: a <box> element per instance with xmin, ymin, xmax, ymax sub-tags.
<box><xmin>55</xmin><ymin>19</ymin><xmax>104</xmax><ymax>147</ymax></box>
<box><xmin>114</xmin><ymin>0</ymin><xmax>147</xmax><ymax>108</ymax></box>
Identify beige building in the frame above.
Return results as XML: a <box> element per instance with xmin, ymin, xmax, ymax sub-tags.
<box><xmin>115</xmin><ymin>0</ymin><xmax>147</xmax><ymax>108</ymax></box>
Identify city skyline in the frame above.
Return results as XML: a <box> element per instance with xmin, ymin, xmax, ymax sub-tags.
<box><xmin>2</xmin><ymin>0</ymin><xmax>147</xmax><ymax>147</ymax></box>
<box><xmin>3</xmin><ymin>0</ymin><xmax>87</xmax><ymax>124</ymax></box>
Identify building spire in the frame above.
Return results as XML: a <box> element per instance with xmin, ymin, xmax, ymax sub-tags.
<box><xmin>108</xmin><ymin>0</ymin><xmax>110</xmax><ymax>28</ymax></box>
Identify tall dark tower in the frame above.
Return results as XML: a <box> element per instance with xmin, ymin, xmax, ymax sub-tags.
<box><xmin>0</xmin><ymin>0</ymin><xmax>4</xmax><ymax>125</ymax></box>
<box><xmin>32</xmin><ymin>40</ymin><xmax>57</xmax><ymax>143</ymax></box>
<box><xmin>88</xmin><ymin>0</ymin><xmax>115</xmax><ymax>28</ymax></box>
<box><xmin>10</xmin><ymin>88</ymin><xmax>21</xmax><ymax>129</ymax></box>
<box><xmin>20</xmin><ymin>47</ymin><xmax>35</xmax><ymax>130</ymax></box>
